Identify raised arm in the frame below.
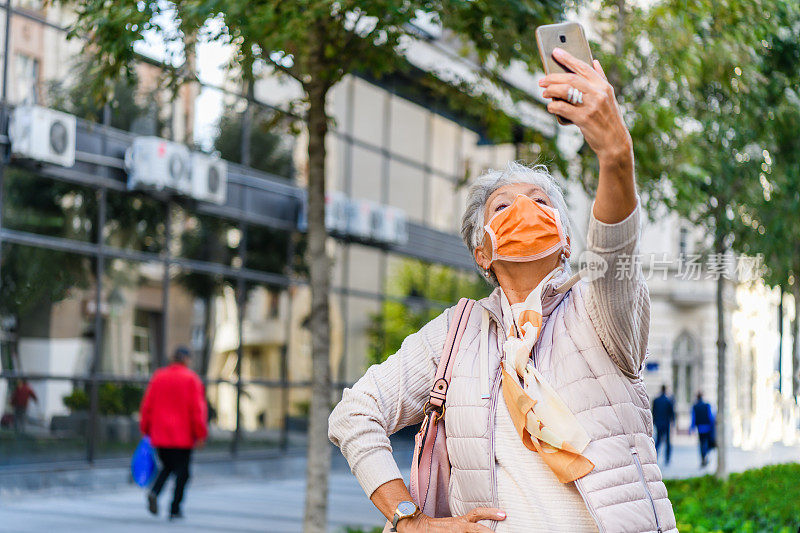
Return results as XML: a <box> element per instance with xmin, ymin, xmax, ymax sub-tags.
<box><xmin>540</xmin><ymin>49</ymin><xmax>647</xmax><ymax>378</ymax></box>
<box><xmin>539</xmin><ymin>47</ymin><xmax>636</xmax><ymax>224</ymax></box>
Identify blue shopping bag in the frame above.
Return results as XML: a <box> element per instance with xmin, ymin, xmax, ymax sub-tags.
<box><xmin>131</xmin><ymin>436</ymin><xmax>157</xmax><ymax>487</ymax></box>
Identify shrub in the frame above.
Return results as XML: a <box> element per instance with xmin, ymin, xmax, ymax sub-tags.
<box><xmin>62</xmin><ymin>383</ymin><xmax>145</xmax><ymax>416</ymax></box>
<box><xmin>664</xmin><ymin>463</ymin><xmax>800</xmax><ymax>532</ymax></box>
<box><xmin>62</xmin><ymin>389</ymin><xmax>89</xmax><ymax>412</ymax></box>
<box><xmin>119</xmin><ymin>383</ymin><xmax>144</xmax><ymax>415</ymax></box>
<box><xmin>343</xmin><ymin>464</ymin><xmax>800</xmax><ymax>533</ymax></box>
<box><xmin>98</xmin><ymin>383</ymin><xmax>125</xmax><ymax>415</ymax></box>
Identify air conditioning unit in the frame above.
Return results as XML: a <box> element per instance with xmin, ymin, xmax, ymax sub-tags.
<box><xmin>297</xmin><ymin>191</ymin><xmax>350</xmax><ymax>234</ymax></box>
<box><xmin>347</xmin><ymin>198</ymin><xmax>377</xmax><ymax>240</ymax></box>
<box><xmin>124</xmin><ymin>136</ymin><xmax>191</xmax><ymax>194</ymax></box>
<box><xmin>190</xmin><ymin>152</ymin><xmax>227</xmax><ymax>205</ymax></box>
<box><xmin>373</xmin><ymin>205</ymin><xmax>409</xmax><ymax>245</ymax></box>
<box><xmin>326</xmin><ymin>192</ymin><xmax>350</xmax><ymax>234</ymax></box>
<box><xmin>8</xmin><ymin>105</ymin><xmax>76</xmax><ymax>167</ymax></box>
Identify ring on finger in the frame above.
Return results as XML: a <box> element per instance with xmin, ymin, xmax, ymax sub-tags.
<box><xmin>567</xmin><ymin>86</ymin><xmax>583</xmax><ymax>105</ymax></box>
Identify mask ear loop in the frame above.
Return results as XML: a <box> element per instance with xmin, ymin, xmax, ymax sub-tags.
<box><xmin>483</xmin><ymin>224</ymin><xmax>499</xmax><ymax>264</ymax></box>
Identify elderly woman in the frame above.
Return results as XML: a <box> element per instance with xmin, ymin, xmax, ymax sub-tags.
<box><xmin>329</xmin><ymin>49</ymin><xmax>677</xmax><ymax>533</ymax></box>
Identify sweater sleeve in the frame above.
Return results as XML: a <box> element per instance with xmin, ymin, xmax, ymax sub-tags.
<box><xmin>584</xmin><ymin>200</ymin><xmax>650</xmax><ymax>379</ymax></box>
<box><xmin>328</xmin><ymin>307</ymin><xmax>450</xmax><ymax>498</ymax></box>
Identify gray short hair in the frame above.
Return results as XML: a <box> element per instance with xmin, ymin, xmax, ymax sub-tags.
<box><xmin>460</xmin><ymin>161</ymin><xmax>571</xmax><ymax>286</ymax></box>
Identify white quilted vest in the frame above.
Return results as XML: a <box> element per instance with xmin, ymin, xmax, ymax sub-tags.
<box><xmin>443</xmin><ymin>282</ymin><xmax>677</xmax><ymax>533</ymax></box>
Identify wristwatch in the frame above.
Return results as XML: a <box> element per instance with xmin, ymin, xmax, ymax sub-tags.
<box><xmin>390</xmin><ymin>500</ymin><xmax>420</xmax><ymax>532</ymax></box>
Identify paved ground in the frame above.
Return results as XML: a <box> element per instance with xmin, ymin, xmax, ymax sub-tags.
<box><xmin>0</xmin><ymin>437</ymin><xmax>798</xmax><ymax>533</ymax></box>
<box><xmin>655</xmin><ymin>433</ymin><xmax>800</xmax><ymax>479</ymax></box>
<box><xmin>0</xmin><ymin>471</ymin><xmax>386</xmax><ymax>533</ymax></box>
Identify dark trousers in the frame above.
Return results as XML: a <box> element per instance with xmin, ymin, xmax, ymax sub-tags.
<box><xmin>151</xmin><ymin>448</ymin><xmax>192</xmax><ymax>514</ymax></box>
<box><xmin>654</xmin><ymin>425</ymin><xmax>671</xmax><ymax>463</ymax></box>
<box><xmin>698</xmin><ymin>432</ymin><xmax>713</xmax><ymax>464</ymax></box>
<box><xmin>13</xmin><ymin>407</ymin><xmax>26</xmax><ymax>433</ymax></box>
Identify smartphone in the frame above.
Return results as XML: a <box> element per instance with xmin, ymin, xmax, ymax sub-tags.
<box><xmin>535</xmin><ymin>22</ymin><xmax>594</xmax><ymax>125</ymax></box>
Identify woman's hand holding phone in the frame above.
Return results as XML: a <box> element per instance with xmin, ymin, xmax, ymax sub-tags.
<box><xmin>539</xmin><ymin>48</ymin><xmax>632</xmax><ymax>165</ymax></box>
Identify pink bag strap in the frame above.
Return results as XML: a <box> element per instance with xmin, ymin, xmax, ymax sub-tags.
<box><xmin>427</xmin><ymin>298</ymin><xmax>474</xmax><ymax>411</ymax></box>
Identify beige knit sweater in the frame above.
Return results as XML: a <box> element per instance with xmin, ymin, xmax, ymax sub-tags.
<box><xmin>329</xmin><ymin>203</ymin><xmax>647</xmax><ymax>529</ymax></box>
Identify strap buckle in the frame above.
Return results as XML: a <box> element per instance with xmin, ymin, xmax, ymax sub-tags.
<box><xmin>423</xmin><ymin>400</ymin><xmax>445</xmax><ymax>424</ymax></box>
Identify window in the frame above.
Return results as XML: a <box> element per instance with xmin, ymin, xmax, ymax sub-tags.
<box><xmin>672</xmin><ymin>330</ymin><xmax>701</xmax><ymax>406</ymax></box>
<box><xmin>14</xmin><ymin>54</ymin><xmax>40</xmax><ymax>104</ymax></box>
<box><xmin>132</xmin><ymin>309</ymin><xmax>156</xmax><ymax>375</ymax></box>
<box><xmin>268</xmin><ymin>290</ymin><xmax>280</xmax><ymax>319</ymax></box>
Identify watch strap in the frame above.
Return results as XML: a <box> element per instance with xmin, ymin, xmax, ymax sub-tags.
<box><xmin>390</xmin><ymin>501</ymin><xmax>419</xmax><ymax>532</ymax></box>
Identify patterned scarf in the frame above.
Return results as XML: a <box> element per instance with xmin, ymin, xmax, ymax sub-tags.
<box><xmin>500</xmin><ymin>267</ymin><xmax>595</xmax><ymax>483</ymax></box>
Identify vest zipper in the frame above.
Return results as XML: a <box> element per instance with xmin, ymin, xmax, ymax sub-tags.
<box><xmin>630</xmin><ymin>446</ymin><xmax>662</xmax><ymax>533</ymax></box>
<box><xmin>481</xmin><ymin>306</ymin><xmax>504</xmax><ymax>532</ymax></box>
<box><xmin>574</xmin><ymin>477</ymin><xmax>604</xmax><ymax>533</ymax></box>
<box><xmin>488</xmin><ymin>364</ymin><xmax>502</xmax><ymax>531</ymax></box>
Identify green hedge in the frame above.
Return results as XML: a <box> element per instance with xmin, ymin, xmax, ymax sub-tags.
<box><xmin>664</xmin><ymin>463</ymin><xmax>800</xmax><ymax>532</ymax></box>
<box><xmin>342</xmin><ymin>463</ymin><xmax>800</xmax><ymax>533</ymax></box>
<box><xmin>62</xmin><ymin>383</ymin><xmax>145</xmax><ymax>416</ymax></box>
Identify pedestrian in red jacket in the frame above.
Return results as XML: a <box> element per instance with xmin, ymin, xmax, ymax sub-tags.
<box><xmin>11</xmin><ymin>380</ymin><xmax>38</xmax><ymax>433</ymax></box>
<box><xmin>140</xmin><ymin>346</ymin><xmax>207</xmax><ymax>520</ymax></box>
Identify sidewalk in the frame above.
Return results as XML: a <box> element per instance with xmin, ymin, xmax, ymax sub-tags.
<box><xmin>0</xmin><ymin>471</ymin><xmax>385</xmax><ymax>533</ymax></box>
<box><xmin>657</xmin><ymin>433</ymin><xmax>800</xmax><ymax>479</ymax></box>
<box><xmin>0</xmin><ymin>438</ymin><xmax>797</xmax><ymax>532</ymax></box>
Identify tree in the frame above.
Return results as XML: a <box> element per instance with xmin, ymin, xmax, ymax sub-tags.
<box><xmin>730</xmin><ymin>1</ymin><xmax>800</xmax><ymax>400</ymax></box>
<box><xmin>0</xmin><ymin>169</ymin><xmax>93</xmax><ymax>339</ymax></box>
<box><xmin>214</xmin><ymin>105</ymin><xmax>295</xmax><ymax>179</ymax></box>
<box><xmin>607</xmin><ymin>0</ymin><xmax>788</xmax><ymax>478</ymax></box>
<box><xmin>62</xmin><ymin>1</ymin><xmax>570</xmax><ymax>528</ymax></box>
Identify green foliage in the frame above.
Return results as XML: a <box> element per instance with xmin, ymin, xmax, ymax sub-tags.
<box><xmin>62</xmin><ymin>384</ymin><xmax>144</xmax><ymax>416</ymax></box>
<box><xmin>341</xmin><ymin>527</ymin><xmax>383</xmax><ymax>533</ymax></box>
<box><xmin>213</xmin><ymin>106</ymin><xmax>295</xmax><ymax>178</ymax></box>
<box><xmin>664</xmin><ymin>463</ymin><xmax>800</xmax><ymax>532</ymax></box>
<box><xmin>601</xmin><ymin>0</ymin><xmax>780</xmax><ymax>230</ymax></box>
<box><xmin>47</xmin><ymin>57</ymin><xmax>161</xmax><ymax>133</ymax></box>
<box><xmin>60</xmin><ymin>0</ymin><xmax>568</xmax><ymax>147</ymax></box>
<box><xmin>62</xmin><ymin>388</ymin><xmax>90</xmax><ymax>412</ymax></box>
<box><xmin>293</xmin><ymin>400</ymin><xmax>311</xmax><ymax>418</ymax></box>
<box><xmin>118</xmin><ymin>383</ymin><xmax>146</xmax><ymax>415</ymax></box>
<box><xmin>723</xmin><ymin>3</ymin><xmax>800</xmax><ymax>289</ymax></box>
<box><xmin>367</xmin><ymin>260</ymin><xmax>490</xmax><ymax>366</ymax></box>
<box><xmin>0</xmin><ymin>169</ymin><xmax>93</xmax><ymax>335</ymax></box>
<box><xmin>596</xmin><ymin>0</ymin><xmax>800</xmax><ymax>298</ymax></box>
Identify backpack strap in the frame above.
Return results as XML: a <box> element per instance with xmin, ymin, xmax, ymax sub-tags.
<box><xmin>427</xmin><ymin>298</ymin><xmax>474</xmax><ymax>412</ymax></box>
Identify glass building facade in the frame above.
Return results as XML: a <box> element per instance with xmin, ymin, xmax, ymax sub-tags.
<box><xmin>0</xmin><ymin>1</ymin><xmax>518</xmax><ymax>465</ymax></box>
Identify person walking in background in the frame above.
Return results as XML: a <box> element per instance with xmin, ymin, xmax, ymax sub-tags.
<box><xmin>11</xmin><ymin>379</ymin><xmax>38</xmax><ymax>433</ymax></box>
<box><xmin>651</xmin><ymin>385</ymin><xmax>675</xmax><ymax>465</ymax></box>
<box><xmin>690</xmin><ymin>392</ymin><xmax>716</xmax><ymax>467</ymax></box>
<box><xmin>140</xmin><ymin>346</ymin><xmax>207</xmax><ymax>520</ymax></box>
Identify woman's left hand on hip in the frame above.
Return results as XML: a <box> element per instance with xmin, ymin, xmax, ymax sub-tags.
<box><xmin>539</xmin><ymin>47</ymin><xmax>632</xmax><ymax>163</ymax></box>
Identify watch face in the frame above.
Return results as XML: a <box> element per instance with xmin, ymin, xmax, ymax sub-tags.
<box><xmin>397</xmin><ymin>501</ymin><xmax>416</xmax><ymax>516</ymax></box>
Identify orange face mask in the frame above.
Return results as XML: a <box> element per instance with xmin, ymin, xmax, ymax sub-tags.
<box><xmin>484</xmin><ymin>194</ymin><xmax>567</xmax><ymax>263</ymax></box>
